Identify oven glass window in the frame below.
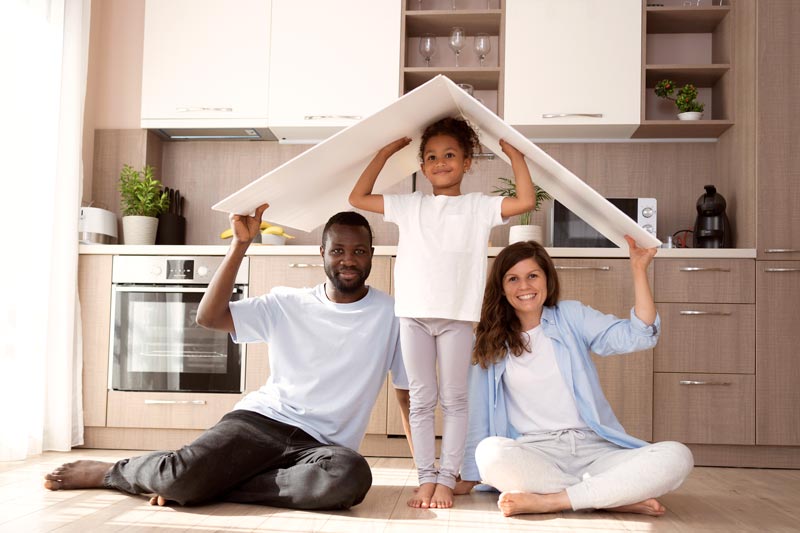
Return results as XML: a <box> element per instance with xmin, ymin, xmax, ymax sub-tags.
<box><xmin>111</xmin><ymin>288</ymin><xmax>244</xmax><ymax>392</ymax></box>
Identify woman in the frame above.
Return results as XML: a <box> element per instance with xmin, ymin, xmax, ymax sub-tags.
<box><xmin>455</xmin><ymin>238</ymin><xmax>693</xmax><ymax>517</ymax></box>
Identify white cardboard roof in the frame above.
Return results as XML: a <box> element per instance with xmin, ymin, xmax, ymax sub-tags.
<box><xmin>212</xmin><ymin>75</ymin><xmax>661</xmax><ymax>249</ymax></box>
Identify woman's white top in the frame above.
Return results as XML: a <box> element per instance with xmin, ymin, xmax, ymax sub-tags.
<box><xmin>503</xmin><ymin>325</ymin><xmax>587</xmax><ymax>434</ymax></box>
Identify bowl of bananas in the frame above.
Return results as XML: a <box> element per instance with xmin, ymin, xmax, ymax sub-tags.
<box><xmin>220</xmin><ymin>222</ymin><xmax>295</xmax><ymax>245</ymax></box>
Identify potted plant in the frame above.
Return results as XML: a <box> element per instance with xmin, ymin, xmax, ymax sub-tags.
<box><xmin>119</xmin><ymin>164</ymin><xmax>169</xmax><ymax>245</ymax></box>
<box><xmin>492</xmin><ymin>177</ymin><xmax>552</xmax><ymax>244</ymax></box>
<box><xmin>654</xmin><ymin>79</ymin><xmax>705</xmax><ymax>120</ymax></box>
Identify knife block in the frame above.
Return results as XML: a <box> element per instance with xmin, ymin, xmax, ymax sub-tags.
<box><xmin>156</xmin><ymin>213</ymin><xmax>186</xmax><ymax>245</ymax></box>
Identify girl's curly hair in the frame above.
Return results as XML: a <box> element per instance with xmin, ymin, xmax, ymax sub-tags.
<box><xmin>418</xmin><ymin>117</ymin><xmax>480</xmax><ymax>162</ymax></box>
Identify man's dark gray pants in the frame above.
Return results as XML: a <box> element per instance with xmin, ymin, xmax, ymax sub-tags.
<box><xmin>103</xmin><ymin>409</ymin><xmax>372</xmax><ymax>510</ymax></box>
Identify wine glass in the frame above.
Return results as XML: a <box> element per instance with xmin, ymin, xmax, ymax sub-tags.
<box><xmin>474</xmin><ymin>33</ymin><xmax>491</xmax><ymax>67</ymax></box>
<box><xmin>449</xmin><ymin>27</ymin><xmax>466</xmax><ymax>67</ymax></box>
<box><xmin>419</xmin><ymin>34</ymin><xmax>437</xmax><ymax>67</ymax></box>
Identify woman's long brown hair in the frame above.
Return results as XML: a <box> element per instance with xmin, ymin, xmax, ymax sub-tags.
<box><xmin>473</xmin><ymin>241</ymin><xmax>561</xmax><ymax>368</ymax></box>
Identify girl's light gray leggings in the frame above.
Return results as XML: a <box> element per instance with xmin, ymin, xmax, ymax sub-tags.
<box><xmin>475</xmin><ymin>430</ymin><xmax>694</xmax><ymax>510</ymax></box>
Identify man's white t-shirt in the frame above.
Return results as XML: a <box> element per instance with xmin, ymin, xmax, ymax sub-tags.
<box><xmin>503</xmin><ymin>326</ymin><xmax>587</xmax><ymax>434</ymax></box>
<box><xmin>229</xmin><ymin>284</ymin><xmax>408</xmax><ymax>451</ymax></box>
<box><xmin>384</xmin><ymin>191</ymin><xmax>506</xmax><ymax>322</ymax></box>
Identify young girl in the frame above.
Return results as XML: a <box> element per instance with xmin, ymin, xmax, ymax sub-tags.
<box><xmin>349</xmin><ymin>117</ymin><xmax>536</xmax><ymax>509</ymax></box>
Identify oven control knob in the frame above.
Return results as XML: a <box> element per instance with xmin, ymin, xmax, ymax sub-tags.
<box><xmin>642</xmin><ymin>207</ymin><xmax>654</xmax><ymax>218</ymax></box>
<box><xmin>150</xmin><ymin>265</ymin><xmax>162</xmax><ymax>277</ymax></box>
<box><xmin>643</xmin><ymin>224</ymin><xmax>655</xmax><ymax>234</ymax></box>
<box><xmin>197</xmin><ymin>266</ymin><xmax>209</xmax><ymax>278</ymax></box>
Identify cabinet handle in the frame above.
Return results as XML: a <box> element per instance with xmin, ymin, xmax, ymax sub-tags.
<box><xmin>679</xmin><ymin>380</ymin><xmax>732</xmax><ymax>386</ymax></box>
<box><xmin>765</xmin><ymin>249</ymin><xmax>799</xmax><ymax>253</ymax></box>
<box><xmin>678</xmin><ymin>267</ymin><xmax>731</xmax><ymax>272</ymax></box>
<box><xmin>764</xmin><ymin>268</ymin><xmax>800</xmax><ymax>273</ymax></box>
<box><xmin>555</xmin><ymin>266</ymin><xmax>611</xmax><ymax>271</ymax></box>
<box><xmin>175</xmin><ymin>106</ymin><xmax>233</xmax><ymax>112</ymax></box>
<box><xmin>304</xmin><ymin>115</ymin><xmax>362</xmax><ymax>120</ymax></box>
<box><xmin>289</xmin><ymin>263</ymin><xmax>324</xmax><ymax>268</ymax></box>
<box><xmin>144</xmin><ymin>400</ymin><xmax>207</xmax><ymax>405</ymax></box>
<box><xmin>679</xmin><ymin>310</ymin><xmax>732</xmax><ymax>316</ymax></box>
<box><xmin>542</xmin><ymin>113</ymin><xmax>603</xmax><ymax>119</ymax></box>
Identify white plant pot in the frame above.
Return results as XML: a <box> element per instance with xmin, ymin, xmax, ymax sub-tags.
<box><xmin>122</xmin><ymin>215</ymin><xmax>159</xmax><ymax>245</ymax></box>
<box><xmin>509</xmin><ymin>224</ymin><xmax>543</xmax><ymax>245</ymax></box>
<box><xmin>677</xmin><ymin>111</ymin><xmax>703</xmax><ymax>121</ymax></box>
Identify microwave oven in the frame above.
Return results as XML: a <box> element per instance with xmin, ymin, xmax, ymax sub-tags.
<box><xmin>550</xmin><ymin>198</ymin><xmax>657</xmax><ymax>248</ymax></box>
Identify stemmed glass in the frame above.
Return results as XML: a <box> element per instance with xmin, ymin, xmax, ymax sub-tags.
<box><xmin>474</xmin><ymin>33</ymin><xmax>491</xmax><ymax>67</ymax></box>
<box><xmin>449</xmin><ymin>27</ymin><xmax>466</xmax><ymax>67</ymax></box>
<box><xmin>419</xmin><ymin>34</ymin><xmax>437</xmax><ymax>67</ymax></box>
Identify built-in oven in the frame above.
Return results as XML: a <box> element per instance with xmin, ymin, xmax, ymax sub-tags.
<box><xmin>109</xmin><ymin>256</ymin><xmax>249</xmax><ymax>393</ymax></box>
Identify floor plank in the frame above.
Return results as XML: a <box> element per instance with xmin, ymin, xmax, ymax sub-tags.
<box><xmin>1</xmin><ymin>451</ymin><xmax>798</xmax><ymax>533</ymax></box>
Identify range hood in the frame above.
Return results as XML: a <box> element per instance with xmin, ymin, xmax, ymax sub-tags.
<box><xmin>152</xmin><ymin>127</ymin><xmax>277</xmax><ymax>141</ymax></box>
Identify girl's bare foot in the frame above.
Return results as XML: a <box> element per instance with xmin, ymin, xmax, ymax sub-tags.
<box><xmin>408</xmin><ymin>482</ymin><xmax>436</xmax><ymax>508</ymax></box>
<box><xmin>497</xmin><ymin>490</ymin><xmax>571</xmax><ymax>516</ymax></box>
<box><xmin>430</xmin><ymin>483</ymin><xmax>454</xmax><ymax>508</ymax></box>
<box><xmin>606</xmin><ymin>498</ymin><xmax>666</xmax><ymax>516</ymax></box>
<box><xmin>43</xmin><ymin>460</ymin><xmax>112</xmax><ymax>491</ymax></box>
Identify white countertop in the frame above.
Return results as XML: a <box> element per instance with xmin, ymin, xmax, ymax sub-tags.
<box><xmin>79</xmin><ymin>244</ymin><xmax>757</xmax><ymax>259</ymax></box>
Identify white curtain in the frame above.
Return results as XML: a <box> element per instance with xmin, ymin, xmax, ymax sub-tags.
<box><xmin>0</xmin><ymin>0</ymin><xmax>91</xmax><ymax>460</ymax></box>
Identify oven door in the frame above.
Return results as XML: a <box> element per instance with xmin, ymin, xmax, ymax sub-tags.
<box><xmin>110</xmin><ymin>285</ymin><xmax>246</xmax><ymax>393</ymax></box>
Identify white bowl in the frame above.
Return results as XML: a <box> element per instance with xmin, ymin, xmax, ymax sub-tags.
<box><xmin>259</xmin><ymin>233</ymin><xmax>287</xmax><ymax>245</ymax></box>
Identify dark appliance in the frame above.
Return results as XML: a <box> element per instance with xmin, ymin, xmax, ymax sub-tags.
<box><xmin>109</xmin><ymin>255</ymin><xmax>249</xmax><ymax>393</ymax></box>
<box><xmin>692</xmin><ymin>185</ymin><xmax>732</xmax><ymax>248</ymax></box>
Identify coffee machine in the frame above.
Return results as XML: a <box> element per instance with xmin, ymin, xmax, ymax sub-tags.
<box><xmin>693</xmin><ymin>184</ymin><xmax>732</xmax><ymax>248</ymax></box>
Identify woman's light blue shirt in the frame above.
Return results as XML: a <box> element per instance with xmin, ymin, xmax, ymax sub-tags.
<box><xmin>461</xmin><ymin>300</ymin><xmax>661</xmax><ymax>482</ymax></box>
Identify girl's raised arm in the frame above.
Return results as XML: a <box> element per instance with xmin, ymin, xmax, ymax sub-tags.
<box><xmin>349</xmin><ymin>137</ymin><xmax>411</xmax><ymax>215</ymax></box>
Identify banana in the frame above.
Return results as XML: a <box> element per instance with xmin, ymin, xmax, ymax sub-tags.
<box><xmin>262</xmin><ymin>225</ymin><xmax>294</xmax><ymax>239</ymax></box>
<box><xmin>220</xmin><ymin>221</ymin><xmax>272</xmax><ymax>240</ymax></box>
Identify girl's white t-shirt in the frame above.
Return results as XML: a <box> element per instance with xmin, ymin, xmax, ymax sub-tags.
<box><xmin>502</xmin><ymin>326</ymin><xmax>587</xmax><ymax>434</ymax></box>
<box><xmin>384</xmin><ymin>191</ymin><xmax>506</xmax><ymax>322</ymax></box>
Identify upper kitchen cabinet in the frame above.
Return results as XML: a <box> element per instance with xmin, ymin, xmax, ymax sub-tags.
<box><xmin>140</xmin><ymin>0</ymin><xmax>272</xmax><ymax>134</ymax></box>
<box><xmin>633</xmin><ymin>3</ymin><xmax>734</xmax><ymax>139</ymax></box>
<box><xmin>503</xmin><ymin>0</ymin><xmax>642</xmax><ymax>138</ymax></box>
<box><xmin>267</xmin><ymin>0</ymin><xmax>401</xmax><ymax>142</ymax></box>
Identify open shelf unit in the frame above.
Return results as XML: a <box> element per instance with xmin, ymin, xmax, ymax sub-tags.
<box><xmin>400</xmin><ymin>1</ymin><xmax>504</xmax><ymax>115</ymax></box>
<box><xmin>634</xmin><ymin>3</ymin><xmax>734</xmax><ymax>138</ymax></box>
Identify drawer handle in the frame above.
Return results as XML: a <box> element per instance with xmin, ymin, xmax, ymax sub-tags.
<box><xmin>678</xmin><ymin>267</ymin><xmax>731</xmax><ymax>272</ymax></box>
<box><xmin>144</xmin><ymin>400</ymin><xmax>207</xmax><ymax>405</ymax></box>
<box><xmin>542</xmin><ymin>113</ymin><xmax>603</xmax><ymax>119</ymax></box>
<box><xmin>765</xmin><ymin>249</ymin><xmax>799</xmax><ymax>253</ymax></box>
<box><xmin>679</xmin><ymin>310</ymin><xmax>732</xmax><ymax>316</ymax></box>
<box><xmin>555</xmin><ymin>266</ymin><xmax>611</xmax><ymax>271</ymax></box>
<box><xmin>175</xmin><ymin>106</ymin><xmax>233</xmax><ymax>112</ymax></box>
<box><xmin>304</xmin><ymin>115</ymin><xmax>362</xmax><ymax>120</ymax></box>
<box><xmin>764</xmin><ymin>268</ymin><xmax>800</xmax><ymax>273</ymax></box>
<box><xmin>289</xmin><ymin>263</ymin><xmax>324</xmax><ymax>268</ymax></box>
<box><xmin>679</xmin><ymin>380</ymin><xmax>732</xmax><ymax>386</ymax></box>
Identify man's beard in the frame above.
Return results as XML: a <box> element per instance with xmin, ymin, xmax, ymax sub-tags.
<box><xmin>324</xmin><ymin>264</ymin><xmax>371</xmax><ymax>293</ymax></box>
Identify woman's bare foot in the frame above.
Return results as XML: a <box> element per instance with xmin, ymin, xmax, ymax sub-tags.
<box><xmin>43</xmin><ymin>460</ymin><xmax>112</xmax><ymax>491</ymax></box>
<box><xmin>430</xmin><ymin>483</ymin><xmax>454</xmax><ymax>509</ymax></box>
<box><xmin>497</xmin><ymin>490</ymin><xmax>571</xmax><ymax>517</ymax></box>
<box><xmin>408</xmin><ymin>482</ymin><xmax>436</xmax><ymax>508</ymax></box>
<box><xmin>606</xmin><ymin>498</ymin><xmax>666</xmax><ymax>516</ymax></box>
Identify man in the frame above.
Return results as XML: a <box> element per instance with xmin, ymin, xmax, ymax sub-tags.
<box><xmin>44</xmin><ymin>206</ymin><xmax>411</xmax><ymax>511</ymax></box>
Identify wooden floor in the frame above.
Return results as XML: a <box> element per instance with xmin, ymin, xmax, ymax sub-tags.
<box><xmin>1</xmin><ymin>449</ymin><xmax>799</xmax><ymax>532</ymax></box>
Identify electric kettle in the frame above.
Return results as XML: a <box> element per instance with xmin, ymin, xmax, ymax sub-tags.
<box><xmin>693</xmin><ymin>184</ymin><xmax>732</xmax><ymax>248</ymax></box>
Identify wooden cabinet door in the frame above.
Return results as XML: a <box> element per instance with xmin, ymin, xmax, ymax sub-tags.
<box><xmin>756</xmin><ymin>0</ymin><xmax>800</xmax><ymax>260</ymax></box>
<box><xmin>79</xmin><ymin>255</ymin><xmax>113</xmax><ymax>427</ymax></box>
<box><xmin>268</xmin><ymin>0</ymin><xmax>401</xmax><ymax>140</ymax></box>
<box><xmin>141</xmin><ymin>0</ymin><xmax>271</xmax><ymax>126</ymax></box>
<box><xmin>654</xmin><ymin>259</ymin><xmax>755</xmax><ymax>304</ymax></box>
<box><xmin>504</xmin><ymin>0</ymin><xmax>641</xmax><ymax>137</ymax></box>
<box><xmin>553</xmin><ymin>259</ymin><xmax>653</xmax><ymax>441</ymax></box>
<box><xmin>756</xmin><ymin>261</ymin><xmax>800</xmax><ymax>445</ymax></box>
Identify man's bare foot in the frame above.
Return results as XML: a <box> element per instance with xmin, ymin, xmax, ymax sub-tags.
<box><xmin>606</xmin><ymin>498</ymin><xmax>666</xmax><ymax>516</ymax></box>
<box><xmin>430</xmin><ymin>483</ymin><xmax>454</xmax><ymax>509</ymax></box>
<box><xmin>497</xmin><ymin>490</ymin><xmax>571</xmax><ymax>517</ymax></box>
<box><xmin>43</xmin><ymin>460</ymin><xmax>112</xmax><ymax>491</ymax></box>
<box><xmin>407</xmin><ymin>482</ymin><xmax>436</xmax><ymax>508</ymax></box>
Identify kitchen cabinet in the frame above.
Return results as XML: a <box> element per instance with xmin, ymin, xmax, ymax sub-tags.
<box><xmin>653</xmin><ymin>259</ymin><xmax>755</xmax><ymax>445</ymax></box>
<box><xmin>503</xmin><ymin>0</ymin><xmax>642</xmax><ymax>138</ymax></box>
<box><xmin>554</xmin><ymin>258</ymin><xmax>653</xmax><ymax>442</ymax></box>
<box><xmin>140</xmin><ymin>0</ymin><xmax>271</xmax><ymax>129</ymax></box>
<box><xmin>267</xmin><ymin>0</ymin><xmax>401</xmax><ymax>141</ymax></box>
<box><xmin>756</xmin><ymin>261</ymin><xmax>800</xmax><ymax>446</ymax></box>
